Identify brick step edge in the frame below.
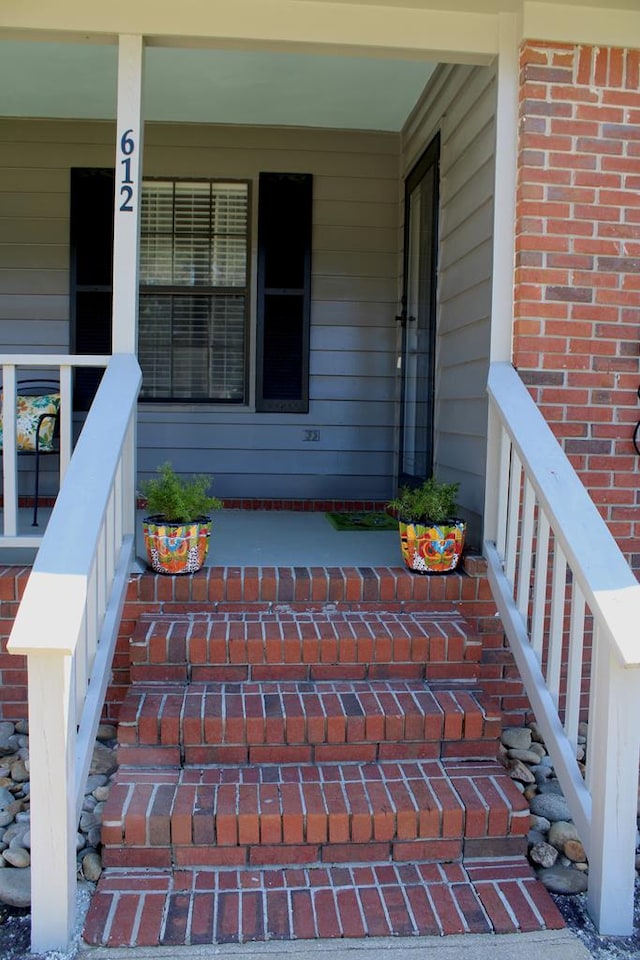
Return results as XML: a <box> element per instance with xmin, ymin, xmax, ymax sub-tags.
<box><xmin>117</xmin><ymin>681</ymin><xmax>501</xmax><ymax>765</ymax></box>
<box><xmin>118</xmin><ymin>739</ymin><xmax>501</xmax><ymax>767</ymax></box>
<box><xmin>101</xmin><ymin>760</ymin><xmax>530</xmax><ymax>862</ymax></box>
<box><xmin>103</xmin><ymin>835</ymin><xmax>527</xmax><ymax>869</ymax></box>
<box><xmin>125</xmin><ymin>562</ymin><xmax>490</xmax><ymax>606</ymax></box>
<box><xmin>131</xmin><ymin>662</ymin><xmax>482</xmax><ymax>684</ymax></box>
<box><xmin>83</xmin><ymin>857</ymin><xmax>565</xmax><ymax>946</ymax></box>
<box><xmin>129</xmin><ymin>610</ymin><xmax>482</xmax><ymax>680</ymax></box>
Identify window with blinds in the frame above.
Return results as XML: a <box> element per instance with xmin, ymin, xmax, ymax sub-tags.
<box><xmin>139</xmin><ymin>179</ymin><xmax>249</xmax><ymax>401</ymax></box>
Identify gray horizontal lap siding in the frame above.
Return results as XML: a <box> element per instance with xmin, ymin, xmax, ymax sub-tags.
<box><xmin>402</xmin><ymin>62</ymin><xmax>497</xmax><ymax>549</ymax></box>
<box><xmin>0</xmin><ymin>119</ymin><xmax>401</xmax><ymax>501</ymax></box>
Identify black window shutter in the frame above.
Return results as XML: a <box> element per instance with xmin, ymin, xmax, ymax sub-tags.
<box><xmin>256</xmin><ymin>172</ymin><xmax>312</xmax><ymax>413</ymax></box>
<box><xmin>70</xmin><ymin>168</ymin><xmax>114</xmax><ymax>410</ymax></box>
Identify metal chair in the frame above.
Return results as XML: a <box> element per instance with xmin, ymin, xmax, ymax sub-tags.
<box><xmin>1</xmin><ymin>379</ymin><xmax>61</xmax><ymax>526</ymax></box>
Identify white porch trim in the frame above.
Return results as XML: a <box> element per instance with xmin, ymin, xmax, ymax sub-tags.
<box><xmin>0</xmin><ymin>1</ymin><xmax>498</xmax><ymax>63</ymax></box>
<box><xmin>2</xmin><ymin>2</ymin><xmax>639</xmax><ymax>59</ymax></box>
<box><xmin>483</xmin><ymin>11</ymin><xmax>519</xmax><ymax>541</ymax></box>
<box><xmin>112</xmin><ymin>34</ymin><xmax>144</xmax><ymax>354</ymax></box>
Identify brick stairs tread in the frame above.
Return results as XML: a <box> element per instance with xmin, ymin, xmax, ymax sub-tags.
<box><xmin>117</xmin><ymin>679</ymin><xmax>501</xmax><ymax>766</ymax></box>
<box><xmin>101</xmin><ymin>759</ymin><xmax>529</xmax><ymax>869</ymax></box>
<box><xmin>84</xmin><ymin>858</ymin><xmax>566</xmax><ymax>946</ymax></box>
<box><xmin>130</xmin><ymin>607</ymin><xmax>483</xmax><ymax>683</ymax></box>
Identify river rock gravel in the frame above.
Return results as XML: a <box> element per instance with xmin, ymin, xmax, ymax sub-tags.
<box><xmin>500</xmin><ymin>720</ymin><xmax>640</xmax><ymax>958</ymax></box>
<box><xmin>0</xmin><ymin>720</ymin><xmax>115</xmax><ymax>958</ymax></box>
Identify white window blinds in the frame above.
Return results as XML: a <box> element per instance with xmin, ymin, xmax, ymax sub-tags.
<box><xmin>139</xmin><ymin>180</ymin><xmax>249</xmax><ymax>401</ymax></box>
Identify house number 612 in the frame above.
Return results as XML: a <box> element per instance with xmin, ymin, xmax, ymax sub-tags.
<box><xmin>119</xmin><ymin>129</ymin><xmax>136</xmax><ymax>213</ymax></box>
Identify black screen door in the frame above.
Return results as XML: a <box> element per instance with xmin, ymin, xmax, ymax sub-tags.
<box><xmin>398</xmin><ymin>135</ymin><xmax>440</xmax><ymax>486</ymax></box>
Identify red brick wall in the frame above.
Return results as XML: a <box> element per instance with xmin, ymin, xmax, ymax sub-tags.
<box><xmin>0</xmin><ymin>568</ymin><xmax>30</xmax><ymax>720</ymax></box>
<box><xmin>515</xmin><ymin>41</ymin><xmax>640</xmax><ymax>570</ymax></box>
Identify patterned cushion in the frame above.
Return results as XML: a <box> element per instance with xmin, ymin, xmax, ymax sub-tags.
<box><xmin>0</xmin><ymin>393</ymin><xmax>60</xmax><ymax>452</ymax></box>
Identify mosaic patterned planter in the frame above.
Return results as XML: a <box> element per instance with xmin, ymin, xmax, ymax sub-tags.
<box><xmin>398</xmin><ymin>519</ymin><xmax>466</xmax><ymax>574</ymax></box>
<box><xmin>143</xmin><ymin>515</ymin><xmax>212</xmax><ymax>575</ymax></box>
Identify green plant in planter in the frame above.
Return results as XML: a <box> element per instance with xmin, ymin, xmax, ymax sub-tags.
<box><xmin>387</xmin><ymin>476</ymin><xmax>459</xmax><ymax>523</ymax></box>
<box><xmin>387</xmin><ymin>477</ymin><xmax>466</xmax><ymax>574</ymax></box>
<box><xmin>141</xmin><ymin>462</ymin><xmax>222</xmax><ymax>575</ymax></box>
<box><xmin>141</xmin><ymin>462</ymin><xmax>222</xmax><ymax>522</ymax></box>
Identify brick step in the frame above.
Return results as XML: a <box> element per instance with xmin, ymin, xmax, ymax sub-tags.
<box><xmin>84</xmin><ymin>858</ymin><xmax>565</xmax><ymax>947</ymax></box>
<box><xmin>128</xmin><ymin>563</ymin><xmax>489</xmax><ymax>605</ymax></box>
<box><xmin>117</xmin><ymin>680</ymin><xmax>501</xmax><ymax>766</ymax></box>
<box><xmin>129</xmin><ymin>608</ymin><xmax>482</xmax><ymax>683</ymax></box>
<box><xmin>101</xmin><ymin>760</ymin><xmax>529</xmax><ymax>870</ymax></box>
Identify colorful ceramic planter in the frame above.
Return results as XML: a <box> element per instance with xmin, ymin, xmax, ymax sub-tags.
<box><xmin>398</xmin><ymin>519</ymin><xmax>466</xmax><ymax>574</ymax></box>
<box><xmin>143</xmin><ymin>515</ymin><xmax>212</xmax><ymax>575</ymax></box>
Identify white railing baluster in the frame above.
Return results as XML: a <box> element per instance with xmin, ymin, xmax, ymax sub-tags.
<box><xmin>123</xmin><ymin>415</ymin><xmax>137</xmax><ymax>538</ymax></box>
<box><xmin>565</xmin><ymin>582</ymin><xmax>585</xmax><ymax>754</ymax></box>
<box><xmin>114</xmin><ymin>462</ymin><xmax>124</xmax><ymax>548</ymax></box>
<box><xmin>547</xmin><ymin>543</ymin><xmax>567</xmax><ymax>707</ymax></box>
<box><xmin>97</xmin><ymin>527</ymin><xmax>107</xmax><ymax>630</ymax></box>
<box><xmin>106</xmin><ymin>493</ymin><xmax>116</xmax><ymax>586</ymax></box>
<box><xmin>496</xmin><ymin>430</ymin><xmax>511</xmax><ymax>559</ymax></box>
<box><xmin>485</xmin><ymin>361</ymin><xmax>640</xmax><ymax>937</ymax></box>
<box><xmin>87</xmin><ymin>561</ymin><xmax>98</xmax><ymax>674</ymax></box>
<box><xmin>505</xmin><ymin>448</ymin><xmax>521</xmax><ymax>586</ymax></box>
<box><xmin>76</xmin><ymin>611</ymin><xmax>89</xmax><ymax>726</ymax></box>
<box><xmin>516</xmin><ymin>476</ymin><xmax>535</xmax><ymax>623</ymax></box>
<box><xmin>59</xmin><ymin>364</ymin><xmax>73</xmax><ymax>482</ymax></box>
<box><xmin>530</xmin><ymin>510</ymin><xmax>550</xmax><ymax>663</ymax></box>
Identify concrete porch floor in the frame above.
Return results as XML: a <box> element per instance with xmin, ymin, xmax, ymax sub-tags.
<box><xmin>137</xmin><ymin>509</ymin><xmax>402</xmax><ymax>569</ymax></box>
<box><xmin>0</xmin><ymin>508</ymin><xmax>403</xmax><ymax>569</ymax></box>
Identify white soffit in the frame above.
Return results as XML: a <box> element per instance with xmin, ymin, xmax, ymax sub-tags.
<box><xmin>0</xmin><ymin>41</ymin><xmax>436</xmax><ymax>131</ymax></box>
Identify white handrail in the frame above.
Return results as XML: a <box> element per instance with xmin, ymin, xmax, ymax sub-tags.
<box><xmin>6</xmin><ymin>353</ymin><xmax>142</xmax><ymax>953</ymax></box>
<box><xmin>485</xmin><ymin>361</ymin><xmax>640</xmax><ymax>936</ymax></box>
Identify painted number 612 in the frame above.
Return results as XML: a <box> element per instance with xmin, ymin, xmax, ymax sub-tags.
<box><xmin>119</xmin><ymin>129</ymin><xmax>135</xmax><ymax>213</ymax></box>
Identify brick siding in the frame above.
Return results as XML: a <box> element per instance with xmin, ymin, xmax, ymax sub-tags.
<box><xmin>514</xmin><ymin>40</ymin><xmax>640</xmax><ymax>571</ymax></box>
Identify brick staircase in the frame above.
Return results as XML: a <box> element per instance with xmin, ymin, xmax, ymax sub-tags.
<box><xmin>83</xmin><ymin>567</ymin><xmax>564</xmax><ymax>947</ymax></box>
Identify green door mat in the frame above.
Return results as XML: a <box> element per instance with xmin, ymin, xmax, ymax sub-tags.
<box><xmin>325</xmin><ymin>511</ymin><xmax>397</xmax><ymax>531</ymax></box>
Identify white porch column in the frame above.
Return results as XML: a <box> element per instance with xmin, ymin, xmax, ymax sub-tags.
<box><xmin>483</xmin><ymin>12</ymin><xmax>519</xmax><ymax>544</ymax></box>
<box><xmin>112</xmin><ymin>34</ymin><xmax>144</xmax><ymax>354</ymax></box>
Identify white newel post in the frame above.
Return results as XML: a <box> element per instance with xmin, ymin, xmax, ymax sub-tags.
<box><xmin>586</xmin><ymin>634</ymin><xmax>640</xmax><ymax>935</ymax></box>
<box><xmin>29</xmin><ymin>646</ymin><xmax>76</xmax><ymax>952</ymax></box>
<box><xmin>112</xmin><ymin>34</ymin><xmax>144</xmax><ymax>354</ymax></box>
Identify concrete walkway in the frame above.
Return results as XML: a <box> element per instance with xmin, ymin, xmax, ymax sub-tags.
<box><xmin>77</xmin><ymin>929</ymin><xmax>594</xmax><ymax>960</ymax></box>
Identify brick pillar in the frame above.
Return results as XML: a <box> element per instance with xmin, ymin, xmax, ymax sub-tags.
<box><xmin>514</xmin><ymin>41</ymin><xmax>640</xmax><ymax>569</ymax></box>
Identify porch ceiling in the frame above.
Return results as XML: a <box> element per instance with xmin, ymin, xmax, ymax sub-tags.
<box><xmin>0</xmin><ymin>40</ymin><xmax>436</xmax><ymax>131</ymax></box>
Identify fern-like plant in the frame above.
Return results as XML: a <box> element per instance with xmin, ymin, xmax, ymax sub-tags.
<box><xmin>141</xmin><ymin>462</ymin><xmax>222</xmax><ymax>523</ymax></box>
<box><xmin>387</xmin><ymin>476</ymin><xmax>459</xmax><ymax>524</ymax></box>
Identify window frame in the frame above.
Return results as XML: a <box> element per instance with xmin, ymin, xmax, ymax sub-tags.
<box><xmin>138</xmin><ymin>175</ymin><xmax>252</xmax><ymax>405</ymax></box>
